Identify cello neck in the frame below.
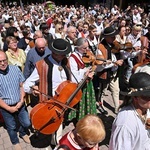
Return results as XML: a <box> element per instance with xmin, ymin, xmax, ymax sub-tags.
<box><xmin>66</xmin><ymin>75</ymin><xmax>89</xmax><ymax>105</ymax></box>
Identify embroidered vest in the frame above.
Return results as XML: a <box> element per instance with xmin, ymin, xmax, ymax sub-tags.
<box><xmin>36</xmin><ymin>56</ymin><xmax>70</xmax><ymax>102</ymax></box>
<box><xmin>70</xmin><ymin>53</ymin><xmax>85</xmax><ymax>70</ymax></box>
<box><xmin>97</xmin><ymin>43</ymin><xmax>108</xmax><ymax>79</ymax></box>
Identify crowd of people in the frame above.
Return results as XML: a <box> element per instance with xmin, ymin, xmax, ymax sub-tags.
<box><xmin>0</xmin><ymin>2</ymin><xmax>150</xmax><ymax>150</ymax></box>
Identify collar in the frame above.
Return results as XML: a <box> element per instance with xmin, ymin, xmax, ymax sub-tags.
<box><xmin>0</xmin><ymin>66</ymin><xmax>9</xmax><ymax>75</ymax></box>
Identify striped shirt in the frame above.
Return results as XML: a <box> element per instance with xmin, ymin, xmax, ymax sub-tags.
<box><xmin>0</xmin><ymin>65</ymin><xmax>25</xmax><ymax>105</ymax></box>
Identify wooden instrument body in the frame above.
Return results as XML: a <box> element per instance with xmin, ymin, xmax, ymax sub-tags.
<box><xmin>30</xmin><ymin>81</ymin><xmax>82</xmax><ymax>134</ymax></box>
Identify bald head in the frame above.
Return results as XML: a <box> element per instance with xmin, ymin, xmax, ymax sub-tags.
<box><xmin>35</xmin><ymin>38</ymin><xmax>46</xmax><ymax>46</ymax></box>
<box><xmin>35</xmin><ymin>38</ymin><xmax>47</xmax><ymax>53</ymax></box>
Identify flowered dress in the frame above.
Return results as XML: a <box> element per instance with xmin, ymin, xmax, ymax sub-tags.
<box><xmin>68</xmin><ymin>51</ymin><xmax>97</xmax><ymax>121</ymax></box>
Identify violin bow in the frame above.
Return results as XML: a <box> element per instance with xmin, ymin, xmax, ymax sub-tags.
<box><xmin>30</xmin><ymin>87</ymin><xmax>76</xmax><ymax>111</ymax></box>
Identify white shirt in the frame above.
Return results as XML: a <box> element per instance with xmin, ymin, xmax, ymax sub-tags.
<box><xmin>23</xmin><ymin>55</ymin><xmax>68</xmax><ymax>96</ymax></box>
<box><xmin>96</xmin><ymin>49</ymin><xmax>118</xmax><ymax>72</ymax></box>
<box><xmin>69</xmin><ymin>51</ymin><xmax>88</xmax><ymax>83</ymax></box>
<box><xmin>109</xmin><ymin>105</ymin><xmax>150</xmax><ymax>150</ymax></box>
<box><xmin>127</xmin><ymin>33</ymin><xmax>141</xmax><ymax>48</ymax></box>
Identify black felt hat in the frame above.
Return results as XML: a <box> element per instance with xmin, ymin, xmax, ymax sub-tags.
<box><xmin>120</xmin><ymin>72</ymin><xmax>150</xmax><ymax>97</ymax></box>
<box><xmin>48</xmin><ymin>38</ymin><xmax>71</xmax><ymax>55</ymax></box>
<box><xmin>102</xmin><ymin>26</ymin><xmax>118</xmax><ymax>37</ymax></box>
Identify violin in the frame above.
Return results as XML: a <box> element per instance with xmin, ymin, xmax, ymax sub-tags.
<box><xmin>133</xmin><ymin>36</ymin><xmax>150</xmax><ymax>72</ymax></box>
<box><xmin>82</xmin><ymin>50</ymin><xmax>107</xmax><ymax>65</ymax></box>
<box><xmin>112</xmin><ymin>41</ymin><xmax>133</xmax><ymax>53</ymax></box>
<box><xmin>82</xmin><ymin>50</ymin><xmax>96</xmax><ymax>64</ymax></box>
<box><xmin>30</xmin><ymin>73</ymin><xmax>93</xmax><ymax>135</ymax></box>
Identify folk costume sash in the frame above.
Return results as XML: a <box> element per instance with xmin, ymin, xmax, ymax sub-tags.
<box><xmin>36</xmin><ymin>55</ymin><xmax>70</xmax><ymax>102</ymax></box>
<box><xmin>70</xmin><ymin>53</ymin><xmax>85</xmax><ymax>70</ymax></box>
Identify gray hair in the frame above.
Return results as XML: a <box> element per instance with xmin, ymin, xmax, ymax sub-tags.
<box><xmin>75</xmin><ymin>37</ymin><xmax>88</xmax><ymax>47</ymax></box>
<box><xmin>66</xmin><ymin>26</ymin><xmax>76</xmax><ymax>33</ymax></box>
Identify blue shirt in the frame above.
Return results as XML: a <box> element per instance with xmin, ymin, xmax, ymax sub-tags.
<box><xmin>0</xmin><ymin>65</ymin><xmax>25</xmax><ymax>105</ymax></box>
<box><xmin>23</xmin><ymin>46</ymin><xmax>51</xmax><ymax>79</ymax></box>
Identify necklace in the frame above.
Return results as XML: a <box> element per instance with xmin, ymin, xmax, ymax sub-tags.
<box><xmin>58</xmin><ymin>66</ymin><xmax>63</xmax><ymax>71</ymax></box>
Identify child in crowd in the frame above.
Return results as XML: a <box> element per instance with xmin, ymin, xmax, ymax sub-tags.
<box><xmin>58</xmin><ymin>114</ymin><xmax>106</xmax><ymax>150</ymax></box>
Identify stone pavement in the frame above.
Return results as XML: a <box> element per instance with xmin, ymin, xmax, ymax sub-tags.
<box><xmin>0</xmin><ymin>90</ymin><xmax>117</xmax><ymax>150</ymax></box>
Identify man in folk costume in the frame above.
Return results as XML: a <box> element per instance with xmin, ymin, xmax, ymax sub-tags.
<box><xmin>95</xmin><ymin>27</ymin><xmax>123</xmax><ymax>114</ymax></box>
<box><xmin>109</xmin><ymin>72</ymin><xmax>150</xmax><ymax>150</ymax></box>
<box><xmin>23</xmin><ymin>39</ymin><xmax>71</xmax><ymax>148</ymax></box>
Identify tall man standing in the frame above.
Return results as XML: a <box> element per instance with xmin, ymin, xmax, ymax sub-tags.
<box><xmin>96</xmin><ymin>27</ymin><xmax>123</xmax><ymax>114</ymax></box>
<box><xmin>0</xmin><ymin>51</ymin><xmax>31</xmax><ymax>150</ymax></box>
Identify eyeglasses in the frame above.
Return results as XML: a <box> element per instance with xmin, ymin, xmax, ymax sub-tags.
<box><xmin>126</xmin><ymin>28</ymin><xmax>130</xmax><ymax>31</ymax></box>
<box><xmin>0</xmin><ymin>59</ymin><xmax>8</xmax><ymax>64</ymax></box>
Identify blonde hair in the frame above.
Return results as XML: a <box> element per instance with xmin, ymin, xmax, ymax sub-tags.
<box><xmin>55</xmin><ymin>23</ymin><xmax>62</xmax><ymax>33</ymax></box>
<box><xmin>133</xmin><ymin>25</ymin><xmax>142</xmax><ymax>31</ymax></box>
<box><xmin>76</xmin><ymin>114</ymin><xmax>106</xmax><ymax>143</ymax></box>
<box><xmin>6</xmin><ymin>36</ymin><xmax>17</xmax><ymax>45</ymax></box>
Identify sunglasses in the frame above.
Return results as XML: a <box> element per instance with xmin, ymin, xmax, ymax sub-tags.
<box><xmin>126</xmin><ymin>29</ymin><xmax>131</xmax><ymax>31</ymax></box>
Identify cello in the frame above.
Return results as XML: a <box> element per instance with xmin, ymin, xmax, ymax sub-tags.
<box><xmin>30</xmin><ymin>70</ymin><xmax>95</xmax><ymax>135</ymax></box>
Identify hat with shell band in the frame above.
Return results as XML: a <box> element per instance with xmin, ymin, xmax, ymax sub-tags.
<box><xmin>120</xmin><ymin>72</ymin><xmax>150</xmax><ymax>97</ymax></box>
<box><xmin>101</xmin><ymin>26</ymin><xmax>119</xmax><ymax>37</ymax></box>
<box><xmin>48</xmin><ymin>38</ymin><xmax>71</xmax><ymax>55</ymax></box>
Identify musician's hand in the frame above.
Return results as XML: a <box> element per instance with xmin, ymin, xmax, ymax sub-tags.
<box><xmin>134</xmin><ymin>46</ymin><xmax>141</xmax><ymax>51</ymax></box>
<box><xmin>102</xmin><ymin>59</ymin><xmax>112</xmax><ymax>66</ymax></box>
<box><xmin>87</xmin><ymin>71</ymin><xmax>95</xmax><ymax>79</ymax></box>
<box><xmin>115</xmin><ymin>59</ymin><xmax>124</xmax><ymax>66</ymax></box>
<box><xmin>142</xmin><ymin>48</ymin><xmax>148</xmax><ymax>54</ymax></box>
<box><xmin>32</xmin><ymin>85</ymin><xmax>40</xmax><ymax>96</ymax></box>
<box><xmin>85</xmin><ymin>67</ymin><xmax>95</xmax><ymax>79</ymax></box>
<box><xmin>106</xmin><ymin>59</ymin><xmax>112</xmax><ymax>64</ymax></box>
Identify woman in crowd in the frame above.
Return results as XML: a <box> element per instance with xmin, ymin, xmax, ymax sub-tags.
<box><xmin>3</xmin><ymin>26</ymin><xmax>23</xmax><ymax>51</ymax></box>
<box><xmin>86</xmin><ymin>25</ymin><xmax>99</xmax><ymax>55</ymax></box>
<box><xmin>67</xmin><ymin>37</ymin><xmax>97</xmax><ymax>123</ymax></box>
<box><xmin>5</xmin><ymin>36</ymin><xmax>26</xmax><ymax>71</ymax></box>
<box><xmin>54</xmin><ymin>23</ymin><xmax>65</xmax><ymax>39</ymax></box>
